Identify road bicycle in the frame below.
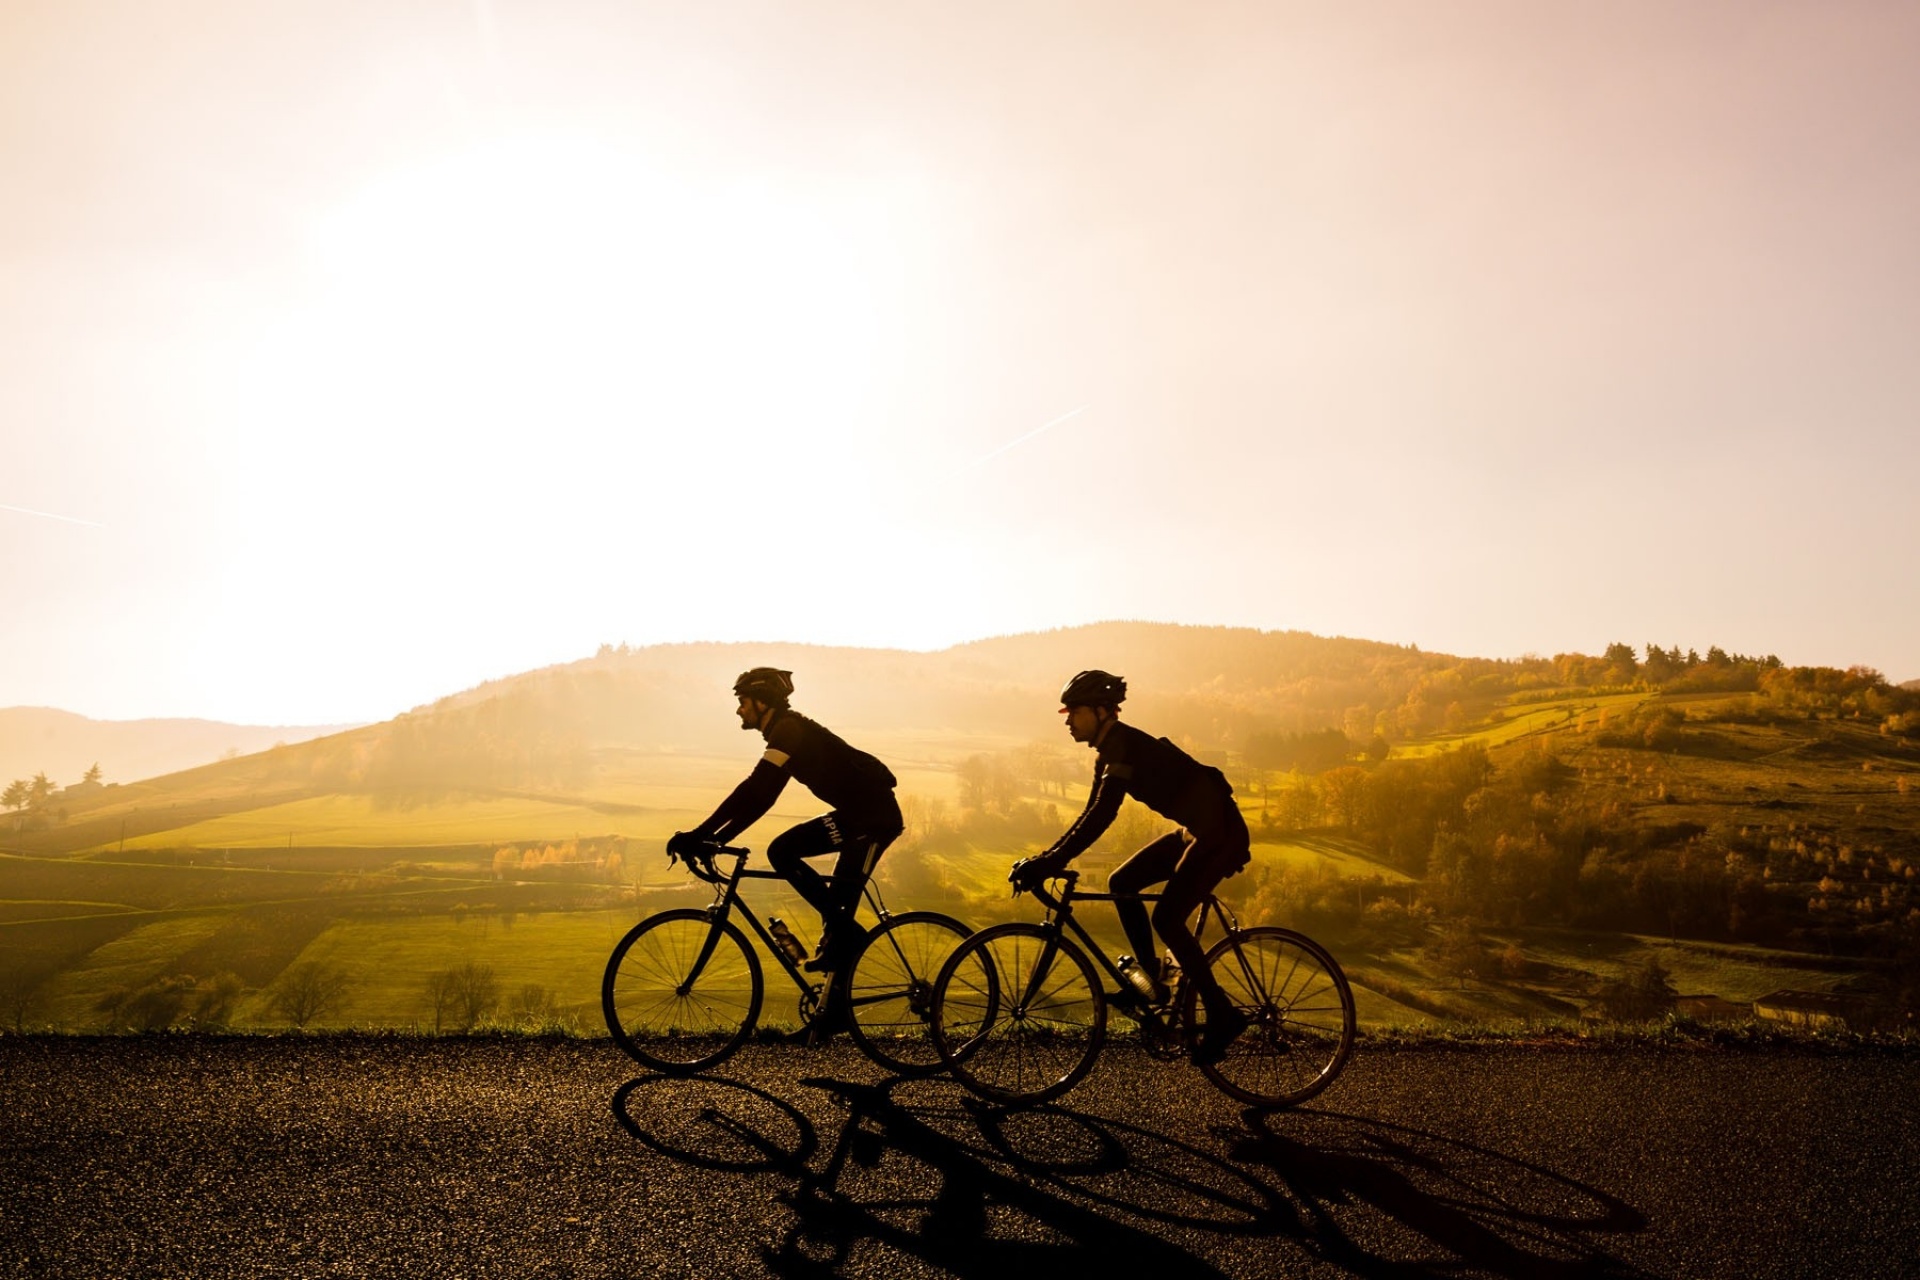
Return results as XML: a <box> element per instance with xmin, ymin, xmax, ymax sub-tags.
<box><xmin>929</xmin><ymin>866</ymin><xmax>1355</xmax><ymax>1108</ymax></box>
<box><xmin>602</xmin><ymin>841</ymin><xmax>975</xmax><ymax>1077</ymax></box>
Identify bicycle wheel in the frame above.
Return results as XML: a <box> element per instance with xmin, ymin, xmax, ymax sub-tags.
<box><xmin>603</xmin><ymin>909</ymin><xmax>763</xmax><ymax>1073</ymax></box>
<box><xmin>1187</xmin><ymin>926</ymin><xmax>1355</xmax><ymax>1108</ymax></box>
<box><xmin>844</xmin><ymin>911</ymin><xmax>977</xmax><ymax>1077</ymax></box>
<box><xmin>932</xmin><ymin>923</ymin><xmax>1105</xmax><ymax>1107</ymax></box>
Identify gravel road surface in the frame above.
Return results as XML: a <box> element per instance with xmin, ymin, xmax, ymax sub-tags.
<box><xmin>3</xmin><ymin>1036</ymin><xmax>1916</xmax><ymax>1279</ymax></box>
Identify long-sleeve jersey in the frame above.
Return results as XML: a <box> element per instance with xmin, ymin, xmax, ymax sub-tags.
<box><xmin>693</xmin><ymin>708</ymin><xmax>898</xmax><ymax>843</ymax></box>
<box><xmin>1046</xmin><ymin>720</ymin><xmax>1233</xmax><ymax>862</ymax></box>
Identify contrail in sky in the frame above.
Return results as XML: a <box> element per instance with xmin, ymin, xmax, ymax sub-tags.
<box><xmin>951</xmin><ymin>405</ymin><xmax>1090</xmax><ymax>479</ymax></box>
<box><xmin>1</xmin><ymin>502</ymin><xmax>105</xmax><ymax>529</ymax></box>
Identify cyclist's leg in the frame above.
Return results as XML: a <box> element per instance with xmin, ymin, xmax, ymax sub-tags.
<box><xmin>1153</xmin><ymin>851</ymin><xmax>1226</xmax><ymax>1012</ymax></box>
<box><xmin>1153</xmin><ymin>804</ymin><xmax>1252</xmax><ymax>1021</ymax></box>
<box><xmin>1108</xmin><ymin>832</ymin><xmax>1186</xmax><ymax>983</ymax></box>
<box><xmin>818</xmin><ymin>802</ymin><xmax>903</xmax><ymax>959</ymax></box>
<box><xmin>766</xmin><ymin>817</ymin><xmax>841</xmax><ymax>920</ymax></box>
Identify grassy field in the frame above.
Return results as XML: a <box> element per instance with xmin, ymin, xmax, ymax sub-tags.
<box><xmin>3</xmin><ymin>827</ymin><xmax>1871</xmax><ymax>1036</ymax></box>
<box><xmin>1390</xmin><ymin>691</ymin><xmax>1652</xmax><ymax>758</ymax></box>
<box><xmin>6</xmin><ymin>683</ymin><xmax>1904</xmax><ymax>1037</ymax></box>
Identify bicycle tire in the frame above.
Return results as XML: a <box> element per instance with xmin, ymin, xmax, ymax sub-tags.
<box><xmin>1186</xmin><ymin>926</ymin><xmax>1355</xmax><ymax>1108</ymax></box>
<box><xmin>932</xmin><ymin>922</ymin><xmax>1106</xmax><ymax>1107</ymax></box>
<box><xmin>844</xmin><ymin>911</ymin><xmax>977</xmax><ymax>1077</ymax></box>
<box><xmin>603</xmin><ymin>909</ymin><xmax>764</xmax><ymax>1073</ymax></box>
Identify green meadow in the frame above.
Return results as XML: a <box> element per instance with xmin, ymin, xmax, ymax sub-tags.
<box><xmin>1388</xmin><ymin>691</ymin><xmax>1653</xmax><ymax>757</ymax></box>
<box><xmin>5</xmin><ymin>627</ymin><xmax>1914</xmax><ymax>1037</ymax></box>
<box><xmin>1</xmin><ymin>827</ymin><xmax>1864</xmax><ymax>1036</ymax></box>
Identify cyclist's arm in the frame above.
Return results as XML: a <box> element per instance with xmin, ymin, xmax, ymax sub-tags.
<box><xmin>1043</xmin><ymin>764</ymin><xmax>1130</xmax><ymax>863</ymax></box>
<box><xmin>692</xmin><ymin>752</ymin><xmax>792</xmax><ymax>844</ymax></box>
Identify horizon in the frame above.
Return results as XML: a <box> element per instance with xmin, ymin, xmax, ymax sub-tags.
<box><xmin>5</xmin><ymin>1</ymin><xmax>1917</xmax><ymax>725</ymax></box>
<box><xmin>6</xmin><ymin>618</ymin><xmax>1914</xmax><ymax>732</ymax></box>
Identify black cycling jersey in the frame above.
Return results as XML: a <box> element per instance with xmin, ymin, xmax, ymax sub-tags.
<box><xmin>693</xmin><ymin>708</ymin><xmax>898</xmax><ymax>844</ymax></box>
<box><xmin>1045</xmin><ymin>719</ymin><xmax>1234</xmax><ymax>862</ymax></box>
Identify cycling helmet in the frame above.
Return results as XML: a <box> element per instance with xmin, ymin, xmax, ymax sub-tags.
<box><xmin>1060</xmin><ymin>669</ymin><xmax>1127</xmax><ymax>708</ymax></box>
<box><xmin>733</xmin><ymin>667</ymin><xmax>795</xmax><ymax>708</ymax></box>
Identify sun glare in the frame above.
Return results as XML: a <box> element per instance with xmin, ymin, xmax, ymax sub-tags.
<box><xmin>304</xmin><ymin>133</ymin><xmax>898</xmax><ymax>448</ymax></box>
<box><xmin>222</xmin><ymin>134</ymin><xmax>923</xmax><ymax>583</ymax></box>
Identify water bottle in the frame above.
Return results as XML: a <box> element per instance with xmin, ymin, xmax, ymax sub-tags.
<box><xmin>1117</xmin><ymin>954</ymin><xmax>1165</xmax><ymax>1004</ymax></box>
<box><xmin>768</xmin><ymin>918</ymin><xmax>807</xmax><ymax>964</ymax></box>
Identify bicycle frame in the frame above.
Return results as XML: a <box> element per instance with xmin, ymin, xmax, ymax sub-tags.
<box><xmin>930</xmin><ymin>868</ymin><xmax>1357</xmax><ymax>1108</ymax></box>
<box><xmin>675</xmin><ymin>844</ymin><xmax>898</xmax><ymax>1009</ymax></box>
<box><xmin>1018</xmin><ymin>871</ymin><xmax>1242</xmax><ymax>1032</ymax></box>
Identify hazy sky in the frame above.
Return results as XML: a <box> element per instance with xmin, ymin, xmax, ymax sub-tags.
<box><xmin>4</xmin><ymin>0</ymin><xmax>1917</xmax><ymax>725</ymax></box>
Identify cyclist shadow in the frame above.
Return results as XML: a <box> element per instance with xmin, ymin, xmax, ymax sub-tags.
<box><xmin>1223</xmin><ymin>1108</ymin><xmax>1656</xmax><ymax>1279</ymax></box>
<box><xmin>609</xmin><ymin>1073</ymin><xmax>1654</xmax><ymax>1279</ymax></box>
<box><xmin>611</xmin><ymin>1071</ymin><xmax>1236</xmax><ymax>1278</ymax></box>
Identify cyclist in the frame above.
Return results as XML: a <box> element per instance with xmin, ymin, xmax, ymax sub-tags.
<box><xmin>1012</xmin><ymin>669</ymin><xmax>1252</xmax><ymax>1065</ymax></box>
<box><xmin>668</xmin><ymin>667</ymin><xmax>904</xmax><ymax>975</ymax></box>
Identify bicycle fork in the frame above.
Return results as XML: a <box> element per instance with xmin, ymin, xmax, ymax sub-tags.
<box><xmin>677</xmin><ymin>904</ymin><xmax>738</xmax><ymax>997</ymax></box>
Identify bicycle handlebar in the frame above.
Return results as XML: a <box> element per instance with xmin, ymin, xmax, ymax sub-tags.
<box><xmin>1009</xmin><ymin>859</ymin><xmax>1079</xmax><ymax>900</ymax></box>
<box><xmin>672</xmin><ymin>841</ymin><xmax>749</xmax><ymax>884</ymax></box>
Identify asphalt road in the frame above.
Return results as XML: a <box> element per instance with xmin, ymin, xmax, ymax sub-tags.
<box><xmin>3</xmin><ymin>1036</ymin><xmax>1916</xmax><ymax>1279</ymax></box>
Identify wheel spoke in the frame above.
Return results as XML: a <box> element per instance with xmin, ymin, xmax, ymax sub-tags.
<box><xmin>1195</xmin><ymin>928</ymin><xmax>1354</xmax><ymax>1108</ymax></box>
<box><xmin>845</xmin><ymin>913</ymin><xmax>973</xmax><ymax>1076</ymax></box>
<box><xmin>603</xmin><ymin>912</ymin><xmax>761</xmax><ymax>1072</ymax></box>
<box><xmin>934</xmin><ymin>924</ymin><xmax>1104</xmax><ymax>1106</ymax></box>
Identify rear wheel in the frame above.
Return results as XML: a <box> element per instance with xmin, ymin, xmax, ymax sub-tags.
<box><xmin>844</xmin><ymin>912</ymin><xmax>975</xmax><ymax>1077</ymax></box>
<box><xmin>1187</xmin><ymin>926</ymin><xmax>1354</xmax><ymax>1108</ymax></box>
<box><xmin>603</xmin><ymin>910</ymin><xmax>763</xmax><ymax>1073</ymax></box>
<box><xmin>932</xmin><ymin>922</ymin><xmax>1105</xmax><ymax>1107</ymax></box>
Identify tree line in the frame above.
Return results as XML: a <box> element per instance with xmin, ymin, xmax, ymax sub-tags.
<box><xmin>2</xmin><ymin>764</ymin><xmax>101</xmax><ymax>830</ymax></box>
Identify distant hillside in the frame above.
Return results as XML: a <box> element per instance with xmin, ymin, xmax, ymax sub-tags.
<box><xmin>0</xmin><ymin>708</ymin><xmax>361</xmax><ymax>792</ymax></box>
<box><xmin>7</xmin><ymin>623</ymin><xmax>1487</xmax><ymax>854</ymax></box>
<box><xmin>19</xmin><ymin>622</ymin><xmax>1909</xmax><ymax>820</ymax></box>
<box><xmin>6</xmin><ymin>622</ymin><xmax>1917</xmax><ymax>1035</ymax></box>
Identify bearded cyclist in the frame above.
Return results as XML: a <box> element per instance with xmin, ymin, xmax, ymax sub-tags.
<box><xmin>668</xmin><ymin>668</ymin><xmax>904</xmax><ymax>975</ymax></box>
<box><xmin>1011</xmin><ymin>669</ymin><xmax>1252</xmax><ymax>1066</ymax></box>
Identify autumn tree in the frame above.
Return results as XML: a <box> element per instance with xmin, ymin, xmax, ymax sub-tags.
<box><xmin>1318</xmin><ymin>766</ymin><xmax>1371</xmax><ymax>834</ymax></box>
<box><xmin>1603</xmin><ymin>642</ymin><xmax>1639</xmax><ymax>682</ymax></box>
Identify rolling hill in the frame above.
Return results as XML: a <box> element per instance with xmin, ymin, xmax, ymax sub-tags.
<box><xmin>0</xmin><ymin>707</ymin><xmax>361</xmax><ymax>794</ymax></box>
<box><xmin>3</xmin><ymin>622</ymin><xmax>1916</xmax><ymax>1034</ymax></box>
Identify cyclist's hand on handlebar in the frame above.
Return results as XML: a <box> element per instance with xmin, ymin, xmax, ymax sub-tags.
<box><xmin>1009</xmin><ymin>853</ymin><xmax>1065</xmax><ymax>893</ymax></box>
<box><xmin>666</xmin><ymin>830</ymin><xmax>700</xmax><ymax>863</ymax></box>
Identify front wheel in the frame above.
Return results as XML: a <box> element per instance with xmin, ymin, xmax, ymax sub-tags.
<box><xmin>603</xmin><ymin>909</ymin><xmax>763</xmax><ymax>1073</ymax></box>
<box><xmin>932</xmin><ymin>922</ymin><xmax>1105</xmax><ymax>1107</ymax></box>
<box><xmin>1186</xmin><ymin>926</ymin><xmax>1355</xmax><ymax>1108</ymax></box>
<box><xmin>844</xmin><ymin>912</ymin><xmax>976</xmax><ymax>1077</ymax></box>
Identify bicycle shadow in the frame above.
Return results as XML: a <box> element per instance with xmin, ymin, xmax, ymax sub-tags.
<box><xmin>612</xmin><ymin>1071</ymin><xmax>1234</xmax><ymax>1277</ymax></box>
<box><xmin>608</xmin><ymin>1072</ymin><xmax>1657</xmax><ymax>1279</ymax></box>
<box><xmin>611</xmin><ymin>1074</ymin><xmax>818</xmax><ymax>1174</ymax></box>
<box><xmin>1224</xmin><ymin>1108</ymin><xmax>1658</xmax><ymax>1279</ymax></box>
